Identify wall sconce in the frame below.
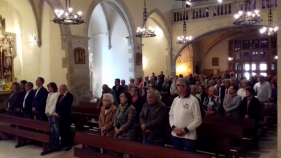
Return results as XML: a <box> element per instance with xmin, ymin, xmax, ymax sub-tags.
<box><xmin>228</xmin><ymin>57</ymin><xmax>233</xmax><ymax>61</ymax></box>
<box><xmin>274</xmin><ymin>55</ymin><xmax>278</xmax><ymax>59</ymax></box>
<box><xmin>33</xmin><ymin>35</ymin><xmax>36</xmax><ymax>41</ymax></box>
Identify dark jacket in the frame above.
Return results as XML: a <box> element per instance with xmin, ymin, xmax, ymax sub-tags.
<box><xmin>114</xmin><ymin>104</ymin><xmax>136</xmax><ymax>140</ymax></box>
<box><xmin>157</xmin><ymin>80</ymin><xmax>164</xmax><ymax>92</ymax></box>
<box><xmin>161</xmin><ymin>82</ymin><xmax>171</xmax><ymax>96</ymax></box>
<box><xmin>112</xmin><ymin>85</ymin><xmax>124</xmax><ymax>104</ymax></box>
<box><xmin>19</xmin><ymin>90</ymin><xmax>34</xmax><ymax>114</ymax></box>
<box><xmin>132</xmin><ymin>97</ymin><xmax>145</xmax><ymax>124</ymax></box>
<box><xmin>202</xmin><ymin>96</ymin><xmax>220</xmax><ymax>114</ymax></box>
<box><xmin>32</xmin><ymin>86</ymin><xmax>48</xmax><ymax>114</ymax></box>
<box><xmin>139</xmin><ymin>101</ymin><xmax>166</xmax><ymax>140</ymax></box>
<box><xmin>7</xmin><ymin>91</ymin><xmax>21</xmax><ymax>113</ymax></box>
<box><xmin>56</xmin><ymin>92</ymin><xmax>73</xmax><ymax>123</ymax></box>
<box><xmin>239</xmin><ymin>97</ymin><xmax>260</xmax><ymax>122</ymax></box>
<box><xmin>99</xmin><ymin>88</ymin><xmax>118</xmax><ymax>107</ymax></box>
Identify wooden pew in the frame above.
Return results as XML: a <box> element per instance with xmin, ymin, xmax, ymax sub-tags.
<box><xmin>71</xmin><ymin>106</ymin><xmax>101</xmax><ymax>131</ymax></box>
<box><xmin>74</xmin><ymin>132</ymin><xmax>208</xmax><ymax>158</ymax></box>
<box><xmin>0</xmin><ymin>114</ymin><xmax>55</xmax><ymax>155</ymax></box>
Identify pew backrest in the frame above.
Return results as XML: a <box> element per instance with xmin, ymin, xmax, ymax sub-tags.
<box><xmin>74</xmin><ymin>132</ymin><xmax>208</xmax><ymax>158</ymax></box>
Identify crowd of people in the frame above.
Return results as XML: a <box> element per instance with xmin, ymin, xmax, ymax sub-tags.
<box><xmin>98</xmin><ymin>71</ymin><xmax>277</xmax><ymax>153</ymax></box>
<box><xmin>4</xmin><ymin>77</ymin><xmax>73</xmax><ymax>151</ymax></box>
<box><xmin>2</xmin><ymin>70</ymin><xmax>277</xmax><ymax>154</ymax></box>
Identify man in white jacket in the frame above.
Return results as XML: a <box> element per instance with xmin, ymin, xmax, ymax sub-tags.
<box><xmin>169</xmin><ymin>78</ymin><xmax>202</xmax><ymax>152</ymax></box>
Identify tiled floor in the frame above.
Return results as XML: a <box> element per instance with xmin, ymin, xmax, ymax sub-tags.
<box><xmin>0</xmin><ymin>127</ymin><xmax>277</xmax><ymax>158</ymax></box>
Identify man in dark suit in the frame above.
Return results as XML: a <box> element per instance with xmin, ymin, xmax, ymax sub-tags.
<box><xmin>159</xmin><ymin>71</ymin><xmax>165</xmax><ymax>82</ymax></box>
<box><xmin>17</xmin><ymin>82</ymin><xmax>34</xmax><ymax>119</ymax></box>
<box><xmin>6</xmin><ymin>82</ymin><xmax>21</xmax><ymax>116</ymax></box>
<box><xmin>56</xmin><ymin>84</ymin><xmax>73</xmax><ymax>151</ymax></box>
<box><xmin>112</xmin><ymin>78</ymin><xmax>124</xmax><ymax>104</ymax></box>
<box><xmin>157</xmin><ymin>75</ymin><xmax>164</xmax><ymax>92</ymax></box>
<box><xmin>32</xmin><ymin>77</ymin><xmax>48</xmax><ymax>121</ymax></box>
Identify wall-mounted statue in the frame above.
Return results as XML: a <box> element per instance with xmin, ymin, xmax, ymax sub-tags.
<box><xmin>0</xmin><ymin>15</ymin><xmax>16</xmax><ymax>83</ymax></box>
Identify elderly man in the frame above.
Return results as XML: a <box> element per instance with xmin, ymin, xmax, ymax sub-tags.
<box><xmin>98</xmin><ymin>84</ymin><xmax>118</xmax><ymax>107</ymax></box>
<box><xmin>55</xmin><ymin>84</ymin><xmax>73</xmax><ymax>151</ymax></box>
<box><xmin>169</xmin><ymin>78</ymin><xmax>202</xmax><ymax>152</ymax></box>
<box><xmin>254</xmin><ymin>76</ymin><xmax>272</xmax><ymax>102</ymax></box>
<box><xmin>237</xmin><ymin>79</ymin><xmax>248</xmax><ymax>99</ymax></box>
<box><xmin>140</xmin><ymin>90</ymin><xmax>166</xmax><ymax>146</ymax></box>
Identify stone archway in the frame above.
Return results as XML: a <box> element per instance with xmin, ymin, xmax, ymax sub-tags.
<box><xmin>83</xmin><ymin>0</ymin><xmax>135</xmax><ymax>44</ymax></box>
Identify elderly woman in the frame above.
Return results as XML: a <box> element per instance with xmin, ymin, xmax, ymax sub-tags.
<box><xmin>98</xmin><ymin>93</ymin><xmax>117</xmax><ymax>137</ymax></box>
<box><xmin>190</xmin><ymin>85</ymin><xmax>201</xmax><ymax>102</ymax></box>
<box><xmin>203</xmin><ymin>86</ymin><xmax>221</xmax><ymax>115</ymax></box>
<box><xmin>114</xmin><ymin>92</ymin><xmax>136</xmax><ymax>141</ymax></box>
<box><xmin>6</xmin><ymin>82</ymin><xmax>21</xmax><ymax>116</ymax></box>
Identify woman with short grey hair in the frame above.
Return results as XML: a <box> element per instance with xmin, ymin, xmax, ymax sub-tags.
<box><xmin>98</xmin><ymin>93</ymin><xmax>117</xmax><ymax>137</ymax></box>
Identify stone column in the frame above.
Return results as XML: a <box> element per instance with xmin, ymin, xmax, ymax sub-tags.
<box><xmin>277</xmin><ymin>0</ymin><xmax>281</xmax><ymax>157</ymax></box>
<box><xmin>61</xmin><ymin>35</ymin><xmax>90</xmax><ymax>105</ymax></box>
<box><xmin>166</xmin><ymin>47</ymin><xmax>173</xmax><ymax>76</ymax></box>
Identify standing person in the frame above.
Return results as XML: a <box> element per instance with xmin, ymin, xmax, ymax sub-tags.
<box><xmin>159</xmin><ymin>71</ymin><xmax>165</xmax><ymax>81</ymax></box>
<box><xmin>121</xmin><ymin>79</ymin><xmax>128</xmax><ymax>92</ymax></box>
<box><xmin>56</xmin><ymin>84</ymin><xmax>73</xmax><ymax>151</ymax></box>
<box><xmin>45</xmin><ymin>82</ymin><xmax>60</xmax><ymax>148</ymax></box>
<box><xmin>157</xmin><ymin>75</ymin><xmax>164</xmax><ymax>92</ymax></box>
<box><xmin>223</xmin><ymin>85</ymin><xmax>242</xmax><ymax>118</ymax></box>
<box><xmin>140</xmin><ymin>90</ymin><xmax>166</xmax><ymax>146</ymax></box>
<box><xmin>170</xmin><ymin>76</ymin><xmax>178</xmax><ymax>97</ymax></box>
<box><xmin>169</xmin><ymin>78</ymin><xmax>202</xmax><ymax>152</ymax></box>
<box><xmin>239</xmin><ymin>87</ymin><xmax>260</xmax><ymax>123</ymax></box>
<box><xmin>6</xmin><ymin>82</ymin><xmax>21</xmax><ymax>116</ymax></box>
<box><xmin>32</xmin><ymin>77</ymin><xmax>48</xmax><ymax>121</ymax></box>
<box><xmin>161</xmin><ymin>77</ymin><xmax>171</xmax><ymax>105</ymax></box>
<box><xmin>130</xmin><ymin>86</ymin><xmax>145</xmax><ymax>142</ymax></box>
<box><xmin>112</xmin><ymin>78</ymin><xmax>124</xmax><ymax>105</ymax></box>
<box><xmin>17</xmin><ymin>82</ymin><xmax>34</xmax><ymax>119</ymax></box>
<box><xmin>143</xmin><ymin>76</ymin><xmax>150</xmax><ymax>87</ymax></box>
<box><xmin>114</xmin><ymin>92</ymin><xmax>136</xmax><ymax>141</ymax></box>
<box><xmin>197</xmin><ymin>85</ymin><xmax>207</xmax><ymax>104</ymax></box>
<box><xmin>237</xmin><ymin>79</ymin><xmax>248</xmax><ymax>99</ymax></box>
<box><xmin>98</xmin><ymin>84</ymin><xmax>118</xmax><ymax>107</ymax></box>
<box><xmin>202</xmin><ymin>86</ymin><xmax>221</xmax><ymax>115</ymax></box>
<box><xmin>254</xmin><ymin>76</ymin><xmax>272</xmax><ymax>103</ymax></box>
<box><xmin>20</xmin><ymin>80</ymin><xmax>27</xmax><ymax>92</ymax></box>
<box><xmin>98</xmin><ymin>93</ymin><xmax>117</xmax><ymax>137</ymax></box>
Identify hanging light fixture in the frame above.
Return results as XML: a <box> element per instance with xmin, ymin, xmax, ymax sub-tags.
<box><xmin>233</xmin><ymin>0</ymin><xmax>262</xmax><ymax>25</ymax></box>
<box><xmin>136</xmin><ymin>0</ymin><xmax>156</xmax><ymax>38</ymax></box>
<box><xmin>177</xmin><ymin>1</ymin><xmax>192</xmax><ymax>44</ymax></box>
<box><xmin>259</xmin><ymin>1</ymin><xmax>278</xmax><ymax>36</ymax></box>
<box><xmin>53</xmin><ymin>0</ymin><xmax>84</xmax><ymax>25</ymax></box>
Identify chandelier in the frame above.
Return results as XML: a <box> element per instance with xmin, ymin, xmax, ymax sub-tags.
<box><xmin>233</xmin><ymin>1</ymin><xmax>262</xmax><ymax>25</ymax></box>
<box><xmin>259</xmin><ymin>1</ymin><xmax>278</xmax><ymax>36</ymax></box>
<box><xmin>53</xmin><ymin>0</ymin><xmax>84</xmax><ymax>25</ymax></box>
<box><xmin>136</xmin><ymin>0</ymin><xmax>156</xmax><ymax>38</ymax></box>
<box><xmin>177</xmin><ymin>1</ymin><xmax>192</xmax><ymax>44</ymax></box>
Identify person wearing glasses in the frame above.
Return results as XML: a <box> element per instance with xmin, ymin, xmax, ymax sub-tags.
<box><xmin>45</xmin><ymin>82</ymin><xmax>60</xmax><ymax>148</ymax></box>
<box><xmin>114</xmin><ymin>92</ymin><xmax>136</xmax><ymax>141</ymax></box>
<box><xmin>169</xmin><ymin>78</ymin><xmax>202</xmax><ymax>152</ymax></box>
<box><xmin>98</xmin><ymin>93</ymin><xmax>117</xmax><ymax>137</ymax></box>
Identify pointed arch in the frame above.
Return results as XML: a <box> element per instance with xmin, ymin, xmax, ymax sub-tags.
<box><xmin>83</xmin><ymin>0</ymin><xmax>135</xmax><ymax>44</ymax></box>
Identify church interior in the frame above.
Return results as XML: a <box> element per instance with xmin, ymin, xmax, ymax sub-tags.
<box><xmin>0</xmin><ymin>0</ymin><xmax>280</xmax><ymax>157</ymax></box>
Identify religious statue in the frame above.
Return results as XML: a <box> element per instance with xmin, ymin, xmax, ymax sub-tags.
<box><xmin>0</xmin><ymin>15</ymin><xmax>16</xmax><ymax>82</ymax></box>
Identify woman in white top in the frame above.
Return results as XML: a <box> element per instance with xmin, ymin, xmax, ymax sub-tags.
<box><xmin>45</xmin><ymin>82</ymin><xmax>60</xmax><ymax>147</ymax></box>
